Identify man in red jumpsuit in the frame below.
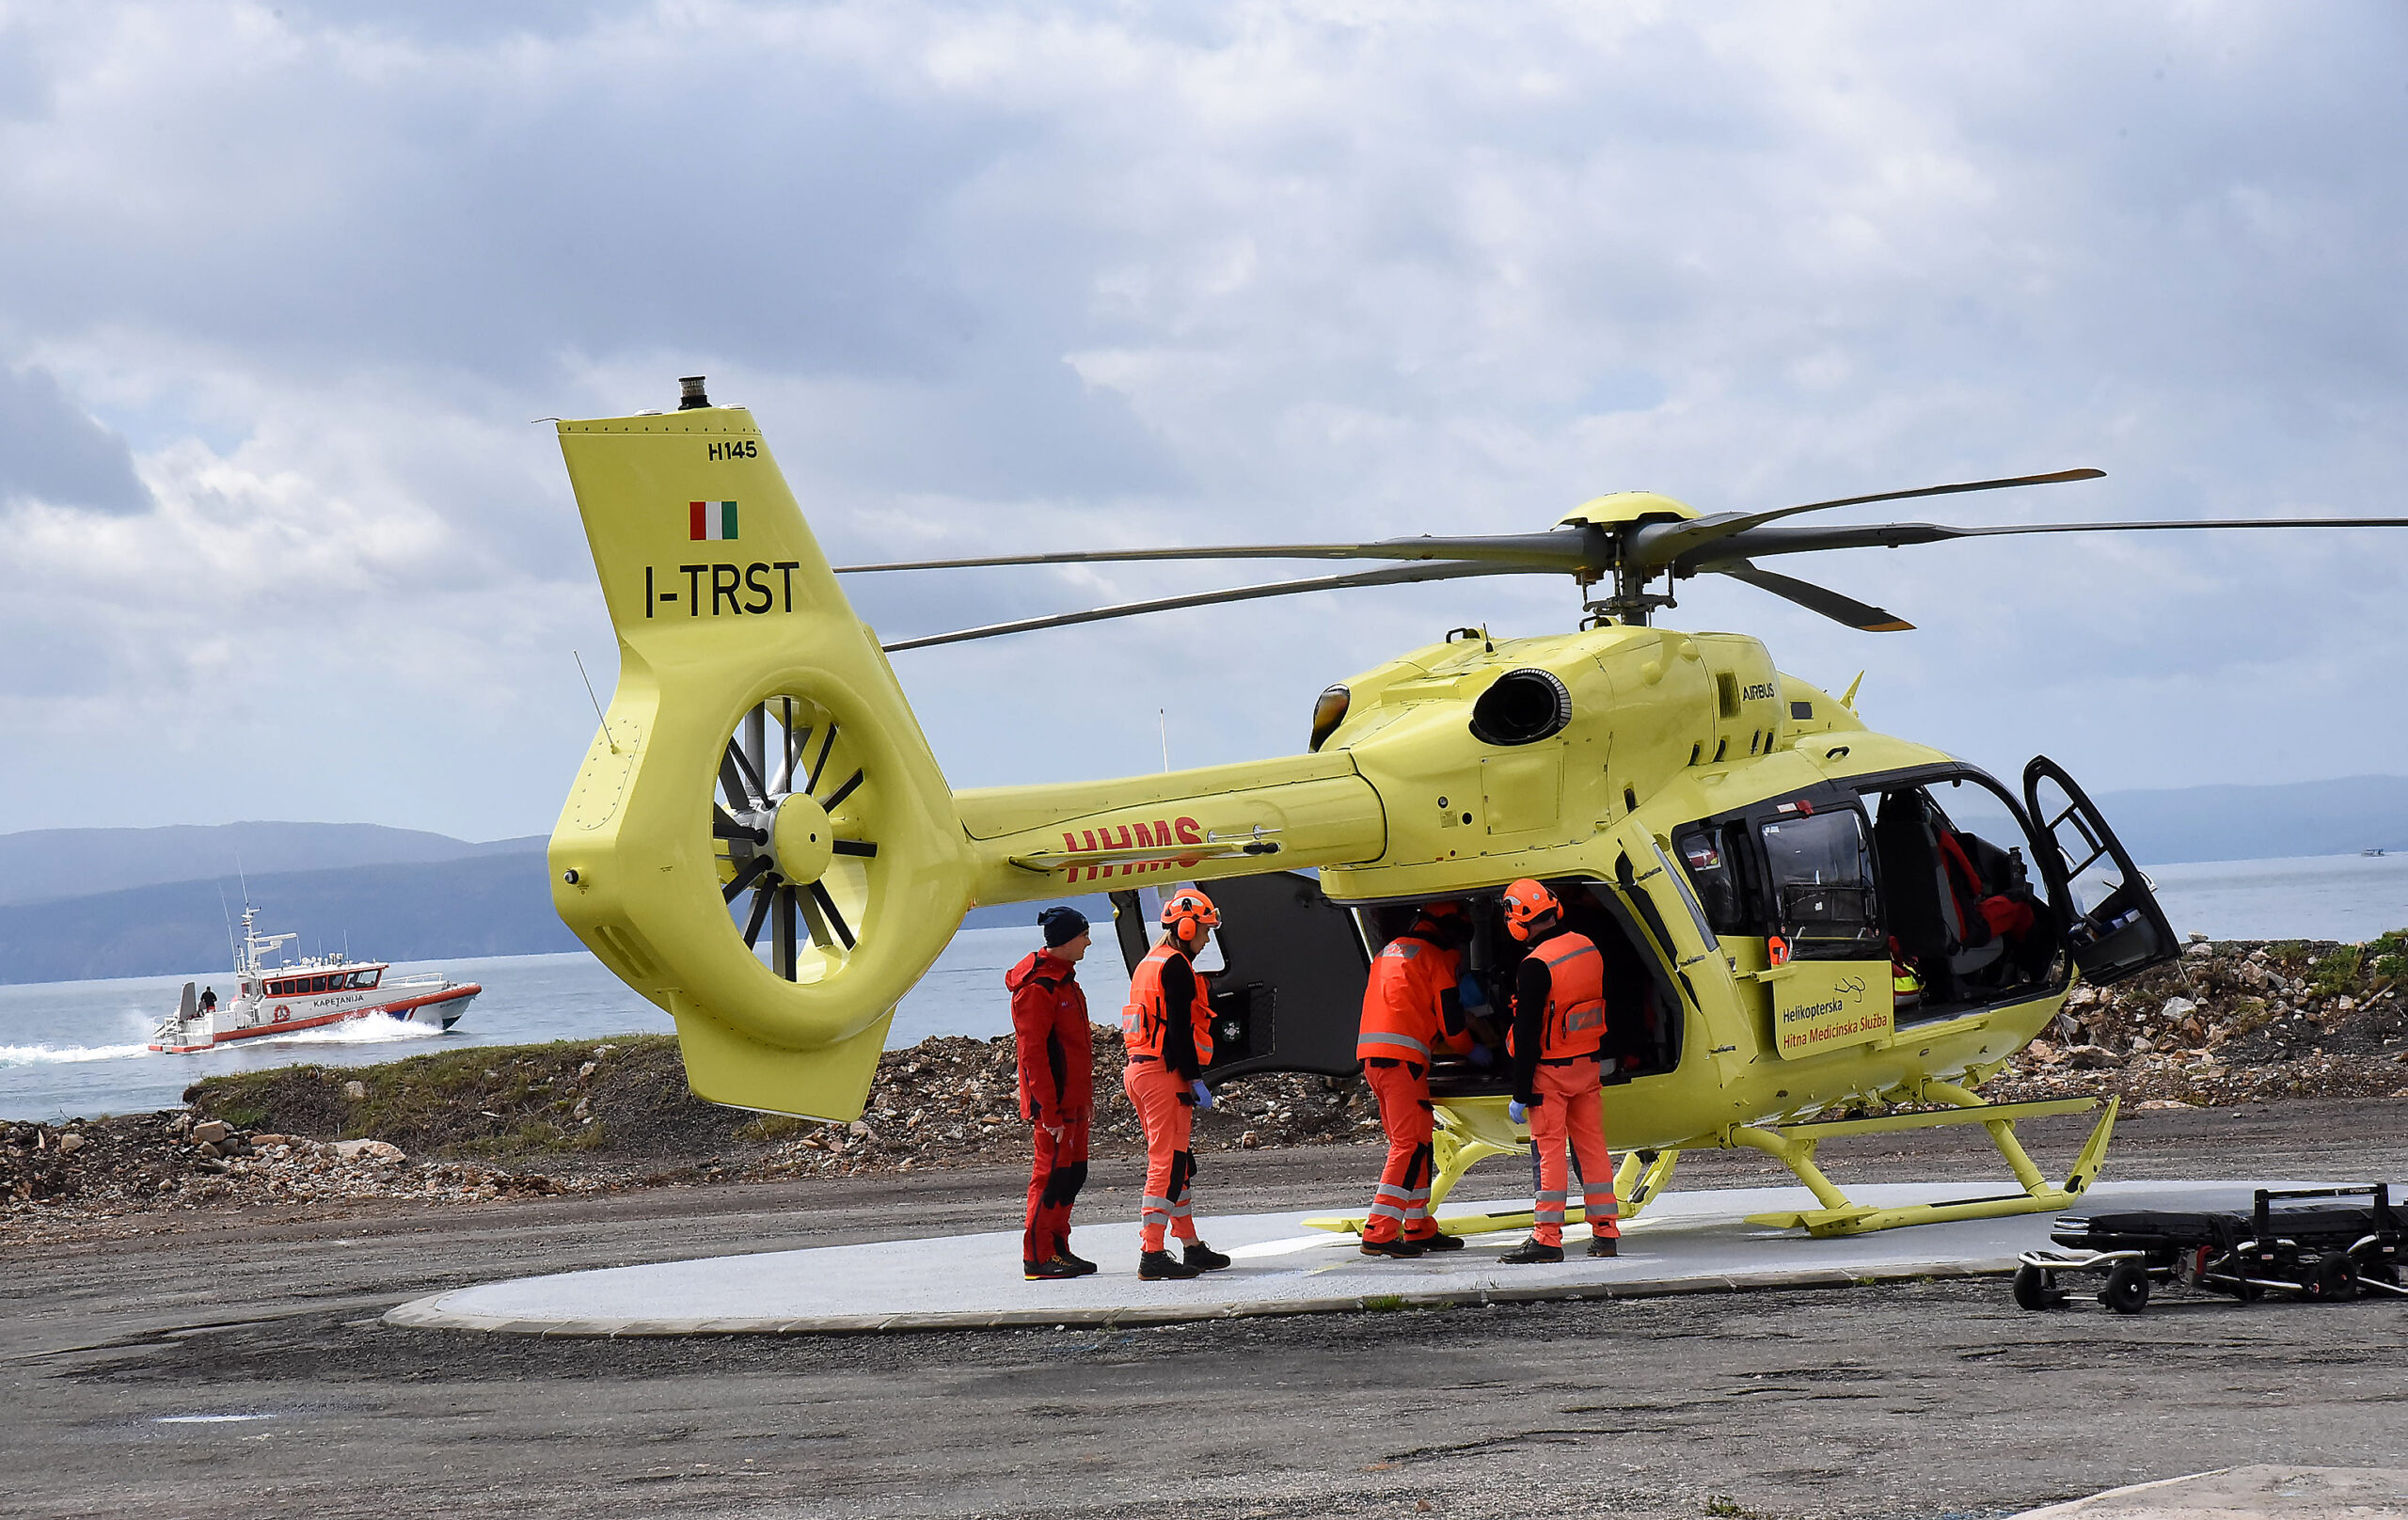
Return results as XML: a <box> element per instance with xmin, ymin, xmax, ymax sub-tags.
<box><xmin>1120</xmin><ymin>886</ymin><xmax>1234</xmax><ymax>1281</ymax></box>
<box><xmin>1499</xmin><ymin>879</ymin><xmax>1620</xmax><ymax>1264</ymax></box>
<box><xmin>1009</xmin><ymin>905</ymin><xmax>1099</xmax><ymax>1280</ymax></box>
<box><xmin>1356</xmin><ymin>901</ymin><xmax>1486</xmax><ymax>1259</ymax></box>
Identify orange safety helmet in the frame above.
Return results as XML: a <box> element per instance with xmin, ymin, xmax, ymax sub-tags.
<box><xmin>1499</xmin><ymin>879</ymin><xmax>1560</xmax><ymax>942</ymax></box>
<box><xmin>1159</xmin><ymin>885</ymin><xmax>1221</xmax><ymax>944</ymax></box>
<box><xmin>1408</xmin><ymin>898</ymin><xmax>1471</xmax><ymax>946</ymax></box>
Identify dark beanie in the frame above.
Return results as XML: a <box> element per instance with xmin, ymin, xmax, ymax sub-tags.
<box><xmin>1039</xmin><ymin>905</ymin><xmax>1090</xmax><ymax>947</ymax></box>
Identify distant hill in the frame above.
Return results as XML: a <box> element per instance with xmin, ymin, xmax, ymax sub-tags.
<box><xmin>1945</xmin><ymin>774</ymin><xmax>2408</xmax><ymax>865</ymax></box>
<box><xmin>0</xmin><ymin>849</ymin><xmax>577</xmax><ymax>985</ymax></box>
<box><xmin>2088</xmin><ymin>776</ymin><xmax>2407</xmax><ymax>864</ymax></box>
<box><xmin>0</xmin><ymin>821</ymin><xmax>543</xmax><ymax>907</ymax></box>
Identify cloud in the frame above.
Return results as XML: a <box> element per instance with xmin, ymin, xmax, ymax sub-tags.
<box><xmin>2</xmin><ymin>2</ymin><xmax>2406</xmax><ymax>839</ymax></box>
<box><xmin>0</xmin><ymin>366</ymin><xmax>151</xmax><ymax>515</ymax></box>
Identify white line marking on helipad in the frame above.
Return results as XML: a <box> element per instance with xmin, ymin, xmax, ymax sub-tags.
<box><xmin>154</xmin><ymin>1414</ymin><xmax>274</xmax><ymax>1424</ymax></box>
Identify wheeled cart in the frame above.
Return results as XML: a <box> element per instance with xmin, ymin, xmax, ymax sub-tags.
<box><xmin>2014</xmin><ymin>1185</ymin><xmax>2406</xmax><ymax>1314</ymax></box>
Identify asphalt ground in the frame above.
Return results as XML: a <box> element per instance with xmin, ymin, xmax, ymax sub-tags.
<box><xmin>6</xmin><ymin>1098</ymin><xmax>2407</xmax><ymax>1519</ymax></box>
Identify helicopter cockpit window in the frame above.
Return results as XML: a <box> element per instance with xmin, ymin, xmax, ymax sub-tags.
<box><xmin>1673</xmin><ymin>822</ymin><xmax>1754</xmax><ymax>934</ymax></box>
<box><xmin>1758</xmin><ymin>806</ymin><xmax>1880</xmax><ymax>958</ymax></box>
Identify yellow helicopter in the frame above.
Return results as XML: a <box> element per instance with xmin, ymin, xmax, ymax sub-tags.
<box><xmin>546</xmin><ymin>377</ymin><xmax>2408</xmax><ymax>1238</ymax></box>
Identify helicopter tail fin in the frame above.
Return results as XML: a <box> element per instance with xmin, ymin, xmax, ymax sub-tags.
<box><xmin>547</xmin><ymin>402</ymin><xmax>974</xmax><ymax>1120</ymax></box>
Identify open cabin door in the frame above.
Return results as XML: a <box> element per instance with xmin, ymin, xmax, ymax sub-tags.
<box><xmin>2022</xmin><ymin>755</ymin><xmax>2179</xmax><ymax>986</ymax></box>
<box><xmin>1110</xmin><ymin>871</ymin><xmax>1370</xmax><ymax>1081</ymax></box>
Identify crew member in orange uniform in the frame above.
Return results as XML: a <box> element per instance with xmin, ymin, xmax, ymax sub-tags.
<box><xmin>1120</xmin><ymin>886</ymin><xmax>1234</xmax><ymax>1281</ymax></box>
<box><xmin>1008</xmin><ymin>905</ymin><xmax>1099</xmax><ymax>1281</ymax></box>
<box><xmin>1355</xmin><ymin>901</ymin><xmax>1487</xmax><ymax>1259</ymax></box>
<box><xmin>1499</xmin><ymin>879</ymin><xmax>1620</xmax><ymax>1264</ymax></box>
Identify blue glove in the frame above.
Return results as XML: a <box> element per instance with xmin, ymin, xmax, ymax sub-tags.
<box><xmin>1191</xmin><ymin>1080</ymin><xmax>1215</xmax><ymax>1112</ymax></box>
<box><xmin>1465</xmin><ymin>1043</ymin><xmax>1494</xmax><ymax>1069</ymax></box>
<box><xmin>1456</xmin><ymin>974</ymin><xmax>1489</xmax><ymax>1012</ymax></box>
<box><xmin>1507</xmin><ymin>1100</ymin><xmax>1528</xmax><ymax>1125</ymax></box>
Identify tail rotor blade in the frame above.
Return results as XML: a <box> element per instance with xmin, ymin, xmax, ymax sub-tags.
<box><xmin>722</xmin><ymin>855</ymin><xmax>770</xmax><ymax>903</ymax></box>
<box><xmin>808</xmin><ymin>882</ymin><xmax>857</xmax><ymax>950</ymax></box>
<box><xmin>821</xmin><ymin>768</ymin><xmax>865</xmax><ymax>811</ymax></box>
<box><xmin>773</xmin><ymin>886</ymin><xmax>799</xmax><ymax>979</ymax></box>
<box><xmin>726</xmin><ymin>736</ymin><xmax>768</xmax><ymax>809</ymax></box>
<box><xmin>805</xmin><ymin>723</ymin><xmax>840</xmax><ymax>796</ymax></box>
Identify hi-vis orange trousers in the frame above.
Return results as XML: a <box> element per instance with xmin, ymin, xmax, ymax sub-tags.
<box><xmin>1361</xmin><ymin>1057</ymin><xmax>1436</xmax><ymax>1244</ymax></box>
<box><xmin>1529</xmin><ymin>1056</ymin><xmax>1618</xmax><ymax>1247</ymax></box>
<box><xmin>1123</xmin><ymin>1059</ymin><xmax>1199</xmax><ymax>1253</ymax></box>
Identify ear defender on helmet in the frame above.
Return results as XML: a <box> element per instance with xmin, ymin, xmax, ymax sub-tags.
<box><xmin>1500</xmin><ymin>879</ymin><xmax>1560</xmax><ymax>942</ymax></box>
<box><xmin>1160</xmin><ymin>885</ymin><xmax>1221</xmax><ymax>945</ymax></box>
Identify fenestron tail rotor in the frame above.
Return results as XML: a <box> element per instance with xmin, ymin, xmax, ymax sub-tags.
<box><xmin>843</xmin><ymin>467</ymin><xmax>2408</xmax><ymax>643</ymax></box>
<box><xmin>716</xmin><ymin>698</ymin><xmax>879</xmax><ymax>980</ymax></box>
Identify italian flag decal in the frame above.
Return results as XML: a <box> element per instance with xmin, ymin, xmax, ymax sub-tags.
<box><xmin>689</xmin><ymin>500</ymin><xmax>739</xmax><ymax>541</ymax></box>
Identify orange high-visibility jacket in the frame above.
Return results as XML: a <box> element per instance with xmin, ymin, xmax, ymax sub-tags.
<box><xmin>1510</xmin><ymin>931</ymin><xmax>1608</xmax><ymax>1062</ymax></box>
<box><xmin>1123</xmin><ymin>941</ymin><xmax>1213</xmax><ymax>1075</ymax></box>
<box><xmin>1355</xmin><ymin>934</ymin><xmax>1460</xmax><ymax>1065</ymax></box>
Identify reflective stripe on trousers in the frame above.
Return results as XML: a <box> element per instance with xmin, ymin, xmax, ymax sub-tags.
<box><xmin>1124</xmin><ymin>1059</ymin><xmax>1198</xmax><ymax>1252</ymax></box>
<box><xmin>1528</xmin><ymin>1055</ymin><xmax>1618</xmax><ymax>1247</ymax></box>
<box><xmin>1362</xmin><ymin>1057</ymin><xmax>1438</xmax><ymax>1243</ymax></box>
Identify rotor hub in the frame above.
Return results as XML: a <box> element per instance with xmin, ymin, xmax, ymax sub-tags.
<box><xmin>770</xmin><ymin>792</ymin><xmax>835</xmax><ymax>884</ymax></box>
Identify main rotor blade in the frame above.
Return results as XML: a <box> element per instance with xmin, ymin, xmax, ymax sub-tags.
<box><xmin>838</xmin><ymin>531</ymin><xmax>1596</xmax><ymax>575</ymax></box>
<box><xmin>724</xmin><ymin>738</ymin><xmax>768</xmax><ymax>811</ymax></box>
<box><xmin>1631</xmin><ymin>468</ymin><xmax>2104</xmax><ymax>569</ymax></box>
<box><xmin>808</xmin><ymin>882</ymin><xmax>856</xmax><ymax>950</ymax></box>
<box><xmin>1711</xmin><ymin>562</ymin><xmax>1915</xmax><ymax>633</ymax></box>
<box><xmin>881</xmin><ymin>559</ymin><xmax>1545</xmax><ymax>653</ymax></box>
<box><xmin>1694</xmin><ymin>514</ymin><xmax>2408</xmax><ymax>565</ymax></box>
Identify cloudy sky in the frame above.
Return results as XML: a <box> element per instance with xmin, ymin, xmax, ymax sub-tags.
<box><xmin>3</xmin><ymin>1</ymin><xmax>2403</xmax><ymax>842</ymax></box>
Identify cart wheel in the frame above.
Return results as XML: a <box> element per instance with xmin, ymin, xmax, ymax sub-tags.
<box><xmin>2102</xmin><ymin>1262</ymin><xmax>2151</xmax><ymax>1315</ymax></box>
<box><xmin>2013</xmin><ymin>1264</ymin><xmax>2052</xmax><ymax>1311</ymax></box>
<box><xmin>2309</xmin><ymin>1253</ymin><xmax>2358</xmax><ymax>1303</ymax></box>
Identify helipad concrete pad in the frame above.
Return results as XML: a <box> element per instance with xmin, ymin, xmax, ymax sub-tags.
<box><xmin>386</xmin><ymin>1180</ymin><xmax>2287</xmax><ymax>1337</ymax></box>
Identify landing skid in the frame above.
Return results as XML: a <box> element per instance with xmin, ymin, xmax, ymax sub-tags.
<box><xmin>1302</xmin><ymin>1088</ymin><xmax>2119</xmax><ymax>1241</ymax></box>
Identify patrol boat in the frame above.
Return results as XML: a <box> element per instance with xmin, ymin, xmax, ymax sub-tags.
<box><xmin>148</xmin><ymin>904</ymin><xmax>482</xmax><ymax>1053</ymax></box>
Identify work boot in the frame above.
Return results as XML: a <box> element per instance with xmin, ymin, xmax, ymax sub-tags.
<box><xmin>1183</xmin><ymin>1241</ymin><xmax>1232</xmax><ymax>1272</ymax></box>
<box><xmin>1359</xmin><ymin>1236</ymin><xmax>1425</xmax><ymax>1259</ymax></box>
<box><xmin>1499</xmin><ymin>1236</ymin><xmax>1563</xmax><ymax>1265</ymax></box>
<box><xmin>1054</xmin><ymin>1247</ymin><xmax>1099</xmax><ymax>1277</ymax></box>
<box><xmin>1023</xmin><ymin>1257</ymin><xmax>1078</xmax><ymax>1281</ymax></box>
<box><xmin>1139</xmin><ymin>1249</ymin><xmax>1201</xmax><ymax>1280</ymax></box>
<box><xmin>1586</xmin><ymin>1234</ymin><xmax>1619</xmax><ymax>1259</ymax></box>
<box><xmin>1413</xmin><ymin>1232</ymin><xmax>1465</xmax><ymax>1253</ymax></box>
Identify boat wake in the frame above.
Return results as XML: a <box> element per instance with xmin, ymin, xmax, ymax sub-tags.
<box><xmin>249</xmin><ymin>1014</ymin><xmax>449</xmax><ymax>1048</ymax></box>
<box><xmin>0</xmin><ymin>1040</ymin><xmax>155</xmax><ymax>1068</ymax></box>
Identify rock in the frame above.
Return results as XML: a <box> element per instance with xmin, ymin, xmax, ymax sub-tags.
<box><xmin>2337</xmin><ymin>996</ymin><xmax>2356</xmax><ymax>1013</ymax></box>
<box><xmin>848</xmin><ymin>1119</ymin><xmax>875</xmax><ymax>1139</ymax></box>
<box><xmin>2023</xmin><ymin>1039</ymin><xmax>2062</xmax><ymax>1065</ymax></box>
<box><xmin>2240</xmin><ymin>962</ymin><xmax>2271</xmax><ymax>989</ymax></box>
<box><xmin>2065</xmin><ymin>1044</ymin><xmax>2122</xmax><ymax>1069</ymax></box>
<box><xmin>332</xmin><ymin>1138</ymin><xmax>404</xmax><ymax>1163</ymax></box>
<box><xmin>2183</xmin><ymin>940</ymin><xmax>2214</xmax><ymax>957</ymax></box>
<box><xmin>190</xmin><ymin>1120</ymin><xmax>231</xmax><ymax>1145</ymax></box>
<box><xmin>2161</xmin><ymin>996</ymin><xmax>2198</xmax><ymax>1021</ymax></box>
<box><xmin>592</xmin><ymin>1044</ymin><xmax>618</xmax><ymax>1057</ymax></box>
<box><xmin>578</xmin><ymin>1061</ymin><xmax>598</xmax><ymax>1081</ymax></box>
<box><xmin>2129</xmin><ymin>1037</ymin><xmax>2156</xmax><ymax>1053</ymax></box>
<box><xmin>343</xmin><ymin>1080</ymin><xmax>367</xmax><ymax>1100</ymax></box>
<box><xmin>56</xmin><ymin>1132</ymin><xmax>85</xmax><ymax>1154</ymax></box>
<box><xmin>1240</xmin><ymin>1130</ymin><xmax>1261</xmax><ymax>1148</ymax></box>
<box><xmin>251</xmin><ymin>1133</ymin><xmax>291</xmax><ymax>1148</ymax></box>
<box><xmin>2066</xmin><ymin>986</ymin><xmax>2099</xmax><ymax>1007</ymax></box>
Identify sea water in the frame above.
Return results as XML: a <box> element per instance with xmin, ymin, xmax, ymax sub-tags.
<box><xmin>4</xmin><ymin>854</ymin><xmax>2401</xmax><ymax>1122</ymax></box>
